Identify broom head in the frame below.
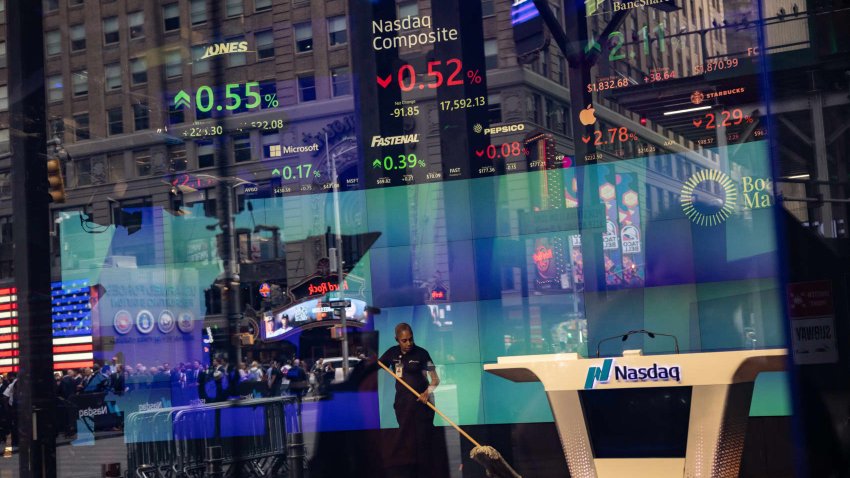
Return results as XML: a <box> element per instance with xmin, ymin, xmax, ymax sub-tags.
<box><xmin>470</xmin><ymin>445</ymin><xmax>522</xmax><ymax>478</ymax></box>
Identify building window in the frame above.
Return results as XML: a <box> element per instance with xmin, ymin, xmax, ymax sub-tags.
<box><xmin>561</xmin><ymin>105</ymin><xmax>571</xmax><ymax>135</ymax></box>
<box><xmin>47</xmin><ymin>75</ymin><xmax>63</xmax><ymax>103</ymax></box>
<box><xmin>74</xmin><ymin>114</ymin><xmax>89</xmax><ymax>141</ymax></box>
<box><xmin>226</xmin><ymin>37</ymin><xmax>247</xmax><ymax>67</ymax></box>
<box><xmin>545</xmin><ymin>98</ymin><xmax>555</xmax><ymax>130</ymax></box>
<box><xmin>399</xmin><ymin>1</ymin><xmax>419</xmax><ymax>17</ymax></box>
<box><xmin>168</xmin><ymin>102</ymin><xmax>184</xmax><ymax>125</ymax></box>
<box><xmin>163</xmin><ymin>3</ymin><xmax>180</xmax><ymax>32</ymax></box>
<box><xmin>45</xmin><ymin>31</ymin><xmax>61</xmax><ymax>56</ymax></box>
<box><xmin>529</xmin><ymin>94</ymin><xmax>542</xmax><ymax>124</ymax></box>
<box><xmin>107</xmin><ymin>107</ymin><xmax>123</xmax><ymax>135</ymax></box>
<box><xmin>190</xmin><ymin>0</ymin><xmax>207</xmax><ymax>25</ymax></box>
<box><xmin>44</xmin><ymin>0</ymin><xmax>59</xmax><ymax>12</ymax></box>
<box><xmin>256</xmin><ymin>30</ymin><xmax>274</xmax><ymax>60</ymax></box>
<box><xmin>105</xmin><ymin>63</ymin><xmax>121</xmax><ymax>90</ymax></box>
<box><xmin>298</xmin><ymin>75</ymin><xmax>316</xmax><ymax>102</ymax></box>
<box><xmin>197</xmin><ymin>141</ymin><xmax>215</xmax><ymax>168</ymax></box>
<box><xmin>165</xmin><ymin>50</ymin><xmax>182</xmax><ymax>78</ymax></box>
<box><xmin>482</xmin><ymin>0</ymin><xmax>495</xmax><ymax>16</ymax></box>
<box><xmin>108</xmin><ymin>153</ymin><xmax>125</xmax><ymax>182</ymax></box>
<box><xmin>75</xmin><ymin>158</ymin><xmax>92</xmax><ymax>186</ymax></box>
<box><xmin>103</xmin><ymin>17</ymin><xmax>119</xmax><ymax>44</ymax></box>
<box><xmin>331</xmin><ymin>67</ymin><xmax>351</xmax><ymax>97</ymax></box>
<box><xmin>70</xmin><ymin>24</ymin><xmax>86</xmax><ymax>52</ymax></box>
<box><xmin>50</xmin><ymin>118</ymin><xmax>65</xmax><ymax>138</ymax></box>
<box><xmin>0</xmin><ymin>130</ymin><xmax>8</xmax><ymax>154</ymax></box>
<box><xmin>260</xmin><ymin>81</ymin><xmax>276</xmax><ymax>109</ymax></box>
<box><xmin>328</xmin><ymin>16</ymin><xmax>347</xmax><ymax>46</ymax></box>
<box><xmin>72</xmin><ymin>71</ymin><xmax>88</xmax><ymax>97</ymax></box>
<box><xmin>133</xmin><ymin>103</ymin><xmax>149</xmax><ymax>131</ymax></box>
<box><xmin>488</xmin><ymin>94</ymin><xmax>502</xmax><ymax>124</ymax></box>
<box><xmin>135</xmin><ymin>151</ymin><xmax>151</xmax><ymax>176</ymax></box>
<box><xmin>129</xmin><ymin>11</ymin><xmax>144</xmax><ymax>39</ymax></box>
<box><xmin>0</xmin><ymin>42</ymin><xmax>5</xmax><ymax>69</ymax></box>
<box><xmin>69</xmin><ymin>0</ymin><xmax>83</xmax><ymax>6</ymax></box>
<box><xmin>0</xmin><ymin>86</ymin><xmax>7</xmax><ymax>111</ymax></box>
<box><xmin>226</xmin><ymin>0</ymin><xmax>243</xmax><ymax>17</ymax></box>
<box><xmin>255</xmin><ymin>0</ymin><xmax>271</xmax><ymax>11</ymax></box>
<box><xmin>131</xmin><ymin>58</ymin><xmax>148</xmax><ymax>84</ymax></box>
<box><xmin>170</xmin><ymin>146</ymin><xmax>188</xmax><ymax>172</ymax></box>
<box><xmin>294</xmin><ymin>23</ymin><xmax>312</xmax><ymax>53</ymax></box>
<box><xmin>484</xmin><ymin>39</ymin><xmax>498</xmax><ymax>69</ymax></box>
<box><xmin>0</xmin><ymin>172</ymin><xmax>8</xmax><ymax>198</ymax></box>
<box><xmin>192</xmin><ymin>45</ymin><xmax>210</xmax><ymax>75</ymax></box>
<box><xmin>233</xmin><ymin>134</ymin><xmax>252</xmax><ymax>162</ymax></box>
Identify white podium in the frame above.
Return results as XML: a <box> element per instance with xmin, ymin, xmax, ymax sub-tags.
<box><xmin>484</xmin><ymin>349</ymin><xmax>787</xmax><ymax>478</ymax></box>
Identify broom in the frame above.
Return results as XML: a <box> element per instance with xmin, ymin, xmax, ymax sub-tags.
<box><xmin>377</xmin><ymin>360</ymin><xmax>522</xmax><ymax>478</ymax></box>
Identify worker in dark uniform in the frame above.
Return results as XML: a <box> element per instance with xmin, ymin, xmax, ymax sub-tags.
<box><xmin>379</xmin><ymin>323</ymin><xmax>441</xmax><ymax>478</ymax></box>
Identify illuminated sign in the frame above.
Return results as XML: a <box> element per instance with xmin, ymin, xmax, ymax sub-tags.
<box><xmin>306</xmin><ymin>280</ymin><xmax>349</xmax><ymax>296</ymax></box>
<box><xmin>511</xmin><ymin>0</ymin><xmax>540</xmax><ymax>25</ymax></box>
<box><xmin>259</xmin><ymin>283</ymin><xmax>271</xmax><ymax>298</ymax></box>
<box><xmin>261</xmin><ymin>297</ymin><xmax>369</xmax><ymax>342</ymax></box>
<box><xmin>430</xmin><ymin>286</ymin><xmax>447</xmax><ymax>301</ymax></box>
<box><xmin>474</xmin><ymin>123</ymin><xmax>526</xmax><ymax>136</ymax></box>
<box><xmin>371</xmin><ymin>134</ymin><xmax>420</xmax><ymax>148</ymax></box>
<box><xmin>172</xmin><ymin>83</ymin><xmax>276</xmax><ymax>114</ymax></box>
<box><xmin>680</xmin><ymin>170</ymin><xmax>737</xmax><ymax>226</ymax></box>
<box><xmin>375</xmin><ymin>59</ymin><xmax>471</xmax><ymax>91</ymax></box>
<box><xmin>584</xmin><ymin>358</ymin><xmax>682</xmax><ymax>389</ymax></box>
<box><xmin>51</xmin><ymin>281</ymin><xmax>94</xmax><ymax>370</ymax></box>
<box><xmin>0</xmin><ymin>287</ymin><xmax>18</xmax><ymax>373</ymax></box>
<box><xmin>371</xmin><ymin>15</ymin><xmax>458</xmax><ymax>51</ymax></box>
<box><xmin>533</xmin><ymin>246</ymin><xmax>554</xmax><ymax>272</ymax></box>
<box><xmin>200</xmin><ymin>41</ymin><xmax>250</xmax><ymax>60</ymax></box>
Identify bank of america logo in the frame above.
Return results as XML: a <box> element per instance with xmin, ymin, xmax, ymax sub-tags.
<box><xmin>584</xmin><ymin>358</ymin><xmax>613</xmax><ymax>389</ymax></box>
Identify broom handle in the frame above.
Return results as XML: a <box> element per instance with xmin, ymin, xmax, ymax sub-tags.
<box><xmin>377</xmin><ymin>359</ymin><xmax>482</xmax><ymax>448</ymax></box>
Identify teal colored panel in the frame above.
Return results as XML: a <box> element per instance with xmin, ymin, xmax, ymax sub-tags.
<box><xmin>374</xmin><ymin>302</ymin><xmax>481</xmax><ymax>366</ymax></box>
<box><xmin>378</xmin><ymin>362</ymin><xmax>485</xmax><ymax>428</ymax></box>
<box><xmin>695</xmin><ymin>279</ymin><xmax>785</xmax><ymax>349</ymax></box>
<box><xmin>750</xmin><ymin>372</ymin><xmax>792</xmax><ymax>417</ymax></box>
<box><xmin>643</xmin><ymin>284</ymin><xmax>696</xmax><ymax>354</ymax></box>
<box><xmin>481</xmin><ymin>371</ymin><xmax>553</xmax><ymax>424</ymax></box>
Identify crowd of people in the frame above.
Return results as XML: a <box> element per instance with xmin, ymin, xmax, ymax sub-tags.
<box><xmin>0</xmin><ymin>354</ymin><xmax>362</xmax><ymax>445</ymax></box>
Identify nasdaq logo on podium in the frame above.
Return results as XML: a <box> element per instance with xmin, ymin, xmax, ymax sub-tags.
<box><xmin>585</xmin><ymin>359</ymin><xmax>681</xmax><ymax>389</ymax></box>
<box><xmin>585</xmin><ymin>359</ymin><xmax>614</xmax><ymax>389</ymax></box>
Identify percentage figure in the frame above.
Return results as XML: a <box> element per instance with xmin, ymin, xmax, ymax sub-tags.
<box><xmin>417</xmin><ymin>159</ymin><xmax>425</xmax><ymax>167</ymax></box>
<box><xmin>467</xmin><ymin>69</ymin><xmax>482</xmax><ymax>84</ymax></box>
<box><xmin>694</xmin><ymin>109</ymin><xmax>752</xmax><ymax>130</ymax></box>
<box><xmin>264</xmin><ymin>93</ymin><xmax>279</xmax><ymax>108</ymax></box>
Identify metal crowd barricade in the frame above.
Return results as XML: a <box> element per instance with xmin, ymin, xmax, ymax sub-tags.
<box><xmin>126</xmin><ymin>396</ymin><xmax>296</xmax><ymax>478</ymax></box>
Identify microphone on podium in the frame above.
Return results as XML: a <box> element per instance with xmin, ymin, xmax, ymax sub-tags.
<box><xmin>595</xmin><ymin>329</ymin><xmax>680</xmax><ymax>357</ymax></box>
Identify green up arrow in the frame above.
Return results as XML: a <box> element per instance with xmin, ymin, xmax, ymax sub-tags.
<box><xmin>174</xmin><ymin>90</ymin><xmax>191</xmax><ymax>109</ymax></box>
<box><xmin>372</xmin><ymin>159</ymin><xmax>381</xmax><ymax>168</ymax></box>
<box><xmin>272</xmin><ymin>169</ymin><xmax>281</xmax><ymax>176</ymax></box>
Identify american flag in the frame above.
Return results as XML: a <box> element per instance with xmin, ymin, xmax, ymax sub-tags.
<box><xmin>0</xmin><ymin>287</ymin><xmax>18</xmax><ymax>373</ymax></box>
<box><xmin>51</xmin><ymin>281</ymin><xmax>94</xmax><ymax>370</ymax></box>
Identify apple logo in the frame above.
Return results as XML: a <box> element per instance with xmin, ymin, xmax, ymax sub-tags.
<box><xmin>579</xmin><ymin>104</ymin><xmax>597</xmax><ymax>126</ymax></box>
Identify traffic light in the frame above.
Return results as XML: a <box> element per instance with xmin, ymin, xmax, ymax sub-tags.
<box><xmin>46</xmin><ymin>156</ymin><xmax>66</xmax><ymax>203</ymax></box>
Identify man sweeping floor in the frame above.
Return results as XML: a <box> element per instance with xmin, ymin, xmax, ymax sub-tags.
<box><xmin>378</xmin><ymin>322</ymin><xmax>447</xmax><ymax>478</ymax></box>
<box><xmin>378</xmin><ymin>323</ymin><xmax>521</xmax><ymax>478</ymax></box>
